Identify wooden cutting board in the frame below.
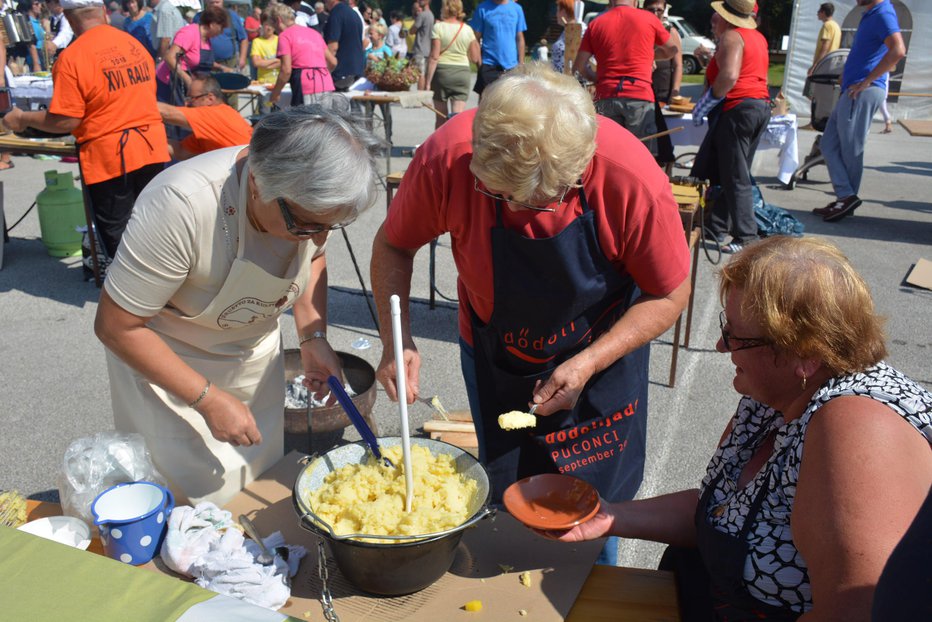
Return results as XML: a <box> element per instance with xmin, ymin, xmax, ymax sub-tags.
<box><xmin>668</xmin><ymin>103</ymin><xmax>696</xmax><ymax>114</ymax></box>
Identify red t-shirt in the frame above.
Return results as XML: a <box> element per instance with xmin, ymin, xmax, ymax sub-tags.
<box><xmin>244</xmin><ymin>15</ymin><xmax>260</xmax><ymax>41</ymax></box>
<box><xmin>179</xmin><ymin>104</ymin><xmax>254</xmax><ymax>155</ymax></box>
<box><xmin>579</xmin><ymin>6</ymin><xmax>670</xmax><ymax>103</ymax></box>
<box><xmin>705</xmin><ymin>28</ymin><xmax>770</xmax><ymax>111</ymax></box>
<box><xmin>384</xmin><ymin>110</ymin><xmax>690</xmax><ymax>345</ymax></box>
<box><xmin>50</xmin><ymin>24</ymin><xmax>169</xmax><ymax>184</ymax></box>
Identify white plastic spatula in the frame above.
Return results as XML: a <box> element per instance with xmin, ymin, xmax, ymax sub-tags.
<box><xmin>390</xmin><ymin>294</ymin><xmax>414</xmax><ymax>513</ymax></box>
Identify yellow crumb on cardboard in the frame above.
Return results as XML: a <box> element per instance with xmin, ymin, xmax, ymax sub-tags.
<box><xmin>518</xmin><ymin>571</ymin><xmax>532</xmax><ymax>587</ymax></box>
<box><xmin>518</xmin><ymin>610</ymin><xmax>528</xmax><ymax>617</ymax></box>
<box><xmin>464</xmin><ymin>600</ymin><xmax>483</xmax><ymax>612</ymax></box>
<box><xmin>498</xmin><ymin>411</ymin><xmax>537</xmax><ymax>430</ymax></box>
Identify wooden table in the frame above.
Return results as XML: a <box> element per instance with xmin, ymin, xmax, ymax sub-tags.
<box><xmin>22</xmin><ymin>486</ymin><xmax>680</xmax><ymax>621</ymax></box>
<box><xmin>668</xmin><ymin>181</ymin><xmax>703</xmax><ymax>388</ymax></box>
<box><xmin>0</xmin><ymin>134</ymin><xmax>105</xmax><ymax>286</ymax></box>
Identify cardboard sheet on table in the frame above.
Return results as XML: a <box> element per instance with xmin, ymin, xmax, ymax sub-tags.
<box><xmin>225</xmin><ymin>451</ymin><xmax>603</xmax><ymax>622</ymax></box>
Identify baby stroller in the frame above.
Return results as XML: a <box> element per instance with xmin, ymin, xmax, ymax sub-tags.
<box><xmin>790</xmin><ymin>48</ymin><xmax>849</xmax><ymax>187</ymax></box>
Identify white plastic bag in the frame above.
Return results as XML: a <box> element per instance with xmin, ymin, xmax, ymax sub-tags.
<box><xmin>59</xmin><ymin>431</ymin><xmax>166</xmax><ymax>524</ymax></box>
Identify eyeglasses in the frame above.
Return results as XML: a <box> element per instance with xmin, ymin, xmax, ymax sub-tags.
<box><xmin>277</xmin><ymin>197</ymin><xmax>355</xmax><ymax>237</ymax></box>
<box><xmin>719</xmin><ymin>311</ymin><xmax>770</xmax><ymax>352</ymax></box>
<box><xmin>473</xmin><ymin>177</ymin><xmax>570</xmax><ymax>213</ymax></box>
<box><xmin>184</xmin><ymin>93</ymin><xmax>211</xmax><ymax>105</ymax></box>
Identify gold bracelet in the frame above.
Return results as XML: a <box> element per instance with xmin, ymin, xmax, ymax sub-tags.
<box><xmin>299</xmin><ymin>331</ymin><xmax>327</xmax><ymax>346</ymax></box>
<box><xmin>188</xmin><ymin>380</ymin><xmax>211</xmax><ymax>409</ymax></box>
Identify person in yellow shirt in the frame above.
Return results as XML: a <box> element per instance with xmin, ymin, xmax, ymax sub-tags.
<box><xmin>809</xmin><ymin>2</ymin><xmax>841</xmax><ymax>75</ymax></box>
<box><xmin>251</xmin><ymin>12</ymin><xmax>280</xmax><ymax>84</ymax></box>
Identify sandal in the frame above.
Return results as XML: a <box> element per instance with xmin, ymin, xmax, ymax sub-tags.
<box><xmin>0</xmin><ymin>161</ymin><xmax>14</xmax><ymax>171</ymax></box>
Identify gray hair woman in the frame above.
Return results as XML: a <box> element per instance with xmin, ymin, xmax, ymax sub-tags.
<box><xmin>95</xmin><ymin>107</ymin><xmax>382</xmax><ymax>506</ymax></box>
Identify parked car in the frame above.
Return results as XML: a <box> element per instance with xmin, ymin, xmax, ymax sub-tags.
<box><xmin>667</xmin><ymin>15</ymin><xmax>716</xmax><ymax>74</ymax></box>
<box><xmin>582</xmin><ymin>11</ymin><xmax>715</xmax><ymax>75</ymax></box>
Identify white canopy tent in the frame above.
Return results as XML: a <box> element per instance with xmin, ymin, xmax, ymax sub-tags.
<box><xmin>783</xmin><ymin>0</ymin><xmax>930</xmax><ymax>121</ymax></box>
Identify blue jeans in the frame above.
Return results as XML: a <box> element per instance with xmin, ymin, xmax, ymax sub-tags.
<box><xmin>459</xmin><ymin>339</ymin><xmax>621</xmax><ymax>566</ymax></box>
<box><xmin>821</xmin><ymin>85</ymin><xmax>885</xmax><ymax>199</ymax></box>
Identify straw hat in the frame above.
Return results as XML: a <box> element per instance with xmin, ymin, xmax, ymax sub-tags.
<box><xmin>711</xmin><ymin>0</ymin><xmax>757</xmax><ymax>29</ymax></box>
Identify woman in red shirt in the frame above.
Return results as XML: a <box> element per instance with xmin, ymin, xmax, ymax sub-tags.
<box><xmin>690</xmin><ymin>0</ymin><xmax>769</xmax><ymax>254</ymax></box>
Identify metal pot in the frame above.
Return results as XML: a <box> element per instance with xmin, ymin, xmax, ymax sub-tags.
<box><xmin>2</xmin><ymin>14</ymin><xmax>25</xmax><ymax>45</ymax></box>
<box><xmin>283</xmin><ymin>349</ymin><xmax>378</xmax><ymax>435</ymax></box>
<box><xmin>292</xmin><ymin>437</ymin><xmax>493</xmax><ymax>596</ymax></box>
<box><xmin>14</xmin><ymin>14</ymin><xmax>35</xmax><ymax>44</ymax></box>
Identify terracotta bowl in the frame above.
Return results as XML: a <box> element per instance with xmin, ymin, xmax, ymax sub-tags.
<box><xmin>503</xmin><ymin>474</ymin><xmax>600</xmax><ymax>531</ymax></box>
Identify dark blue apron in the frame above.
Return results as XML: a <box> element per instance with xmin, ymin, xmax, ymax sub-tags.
<box><xmin>469</xmin><ymin>186</ymin><xmax>649</xmax><ymax>505</ymax></box>
<box><xmin>693</xmin><ymin>465</ymin><xmax>800</xmax><ymax>620</ymax></box>
<box><xmin>289</xmin><ymin>66</ymin><xmax>328</xmax><ymax>107</ymax></box>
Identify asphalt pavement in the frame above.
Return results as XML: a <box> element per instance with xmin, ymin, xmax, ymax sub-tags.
<box><xmin>1</xmin><ymin>85</ymin><xmax>930</xmax><ymax>571</ymax></box>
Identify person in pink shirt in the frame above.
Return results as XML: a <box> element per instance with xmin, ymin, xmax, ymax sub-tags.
<box><xmin>267</xmin><ymin>3</ymin><xmax>336</xmax><ymax>107</ymax></box>
<box><xmin>155</xmin><ymin>4</ymin><xmax>229</xmax><ymax>104</ymax></box>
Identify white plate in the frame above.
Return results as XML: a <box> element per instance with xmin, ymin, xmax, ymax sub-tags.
<box><xmin>18</xmin><ymin>516</ymin><xmax>92</xmax><ymax>550</ymax></box>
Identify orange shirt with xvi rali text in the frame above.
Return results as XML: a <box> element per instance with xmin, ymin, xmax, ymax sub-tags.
<box><xmin>50</xmin><ymin>24</ymin><xmax>169</xmax><ymax>184</ymax></box>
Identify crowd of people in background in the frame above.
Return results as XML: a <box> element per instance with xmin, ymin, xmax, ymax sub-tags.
<box><xmin>0</xmin><ymin>1</ymin><xmax>927</xmax><ymax>620</ymax></box>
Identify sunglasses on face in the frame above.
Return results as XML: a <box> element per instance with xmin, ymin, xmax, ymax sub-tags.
<box><xmin>184</xmin><ymin>93</ymin><xmax>210</xmax><ymax>105</ymax></box>
<box><xmin>719</xmin><ymin>311</ymin><xmax>771</xmax><ymax>352</ymax></box>
<box><xmin>277</xmin><ymin>197</ymin><xmax>355</xmax><ymax>237</ymax></box>
<box><xmin>473</xmin><ymin>177</ymin><xmax>570</xmax><ymax>213</ymax></box>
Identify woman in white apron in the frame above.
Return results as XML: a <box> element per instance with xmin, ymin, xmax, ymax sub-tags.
<box><xmin>95</xmin><ymin>107</ymin><xmax>382</xmax><ymax>506</ymax></box>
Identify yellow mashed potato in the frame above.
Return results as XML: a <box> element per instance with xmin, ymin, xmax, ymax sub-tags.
<box><xmin>307</xmin><ymin>444</ymin><xmax>478</xmax><ymax>539</ymax></box>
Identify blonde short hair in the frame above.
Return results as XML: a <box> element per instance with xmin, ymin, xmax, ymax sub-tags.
<box><xmin>266</xmin><ymin>2</ymin><xmax>295</xmax><ymax>26</ymax></box>
<box><xmin>441</xmin><ymin>0</ymin><xmax>465</xmax><ymax>21</ymax></box>
<box><xmin>470</xmin><ymin>62</ymin><xmax>597</xmax><ymax>205</ymax></box>
<box><xmin>369</xmin><ymin>22</ymin><xmax>387</xmax><ymax>37</ymax></box>
<box><xmin>719</xmin><ymin>236</ymin><xmax>887</xmax><ymax>375</ymax></box>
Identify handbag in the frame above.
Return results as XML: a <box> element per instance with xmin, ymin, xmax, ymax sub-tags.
<box><xmin>437</xmin><ymin>22</ymin><xmax>465</xmax><ymax>59</ymax></box>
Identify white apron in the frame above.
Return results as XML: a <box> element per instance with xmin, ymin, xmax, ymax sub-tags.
<box><xmin>108</xmin><ymin>159</ymin><xmax>314</xmax><ymax>506</ymax></box>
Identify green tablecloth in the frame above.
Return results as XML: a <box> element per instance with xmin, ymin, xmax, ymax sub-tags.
<box><xmin>0</xmin><ymin>525</ymin><xmax>214</xmax><ymax>621</ymax></box>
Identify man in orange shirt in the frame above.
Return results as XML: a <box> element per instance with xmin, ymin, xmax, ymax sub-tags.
<box><xmin>156</xmin><ymin>76</ymin><xmax>254</xmax><ymax>161</ymax></box>
<box><xmin>2</xmin><ymin>0</ymin><xmax>169</xmax><ymax>261</ymax></box>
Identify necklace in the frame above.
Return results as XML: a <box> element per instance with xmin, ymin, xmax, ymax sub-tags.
<box><xmin>246</xmin><ymin>203</ymin><xmax>267</xmax><ymax>233</ymax></box>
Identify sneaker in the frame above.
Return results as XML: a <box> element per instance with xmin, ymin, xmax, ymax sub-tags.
<box><xmin>822</xmin><ymin>195</ymin><xmax>862</xmax><ymax>222</ymax></box>
<box><xmin>721</xmin><ymin>242</ymin><xmax>744</xmax><ymax>254</ymax></box>
<box><xmin>703</xmin><ymin>230</ymin><xmax>726</xmax><ymax>244</ymax></box>
<box><xmin>812</xmin><ymin>201</ymin><xmax>838</xmax><ymax>216</ymax></box>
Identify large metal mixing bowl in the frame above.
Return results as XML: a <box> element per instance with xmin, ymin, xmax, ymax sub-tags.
<box><xmin>292</xmin><ymin>437</ymin><xmax>493</xmax><ymax>596</ymax></box>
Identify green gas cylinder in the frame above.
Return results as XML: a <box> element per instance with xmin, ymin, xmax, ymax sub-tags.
<box><xmin>36</xmin><ymin>170</ymin><xmax>85</xmax><ymax>257</ymax></box>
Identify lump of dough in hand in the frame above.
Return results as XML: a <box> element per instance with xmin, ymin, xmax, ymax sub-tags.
<box><xmin>498</xmin><ymin>411</ymin><xmax>537</xmax><ymax>430</ymax></box>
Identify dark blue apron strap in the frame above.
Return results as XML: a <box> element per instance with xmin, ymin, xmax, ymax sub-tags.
<box><xmin>117</xmin><ymin>126</ymin><xmax>155</xmax><ymax>184</ymax></box>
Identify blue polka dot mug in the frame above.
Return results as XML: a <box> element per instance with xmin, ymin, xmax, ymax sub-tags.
<box><xmin>90</xmin><ymin>481</ymin><xmax>175</xmax><ymax>565</ymax></box>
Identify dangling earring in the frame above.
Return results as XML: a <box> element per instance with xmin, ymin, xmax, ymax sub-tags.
<box><xmin>801</xmin><ymin>374</ymin><xmax>807</xmax><ymax>390</ymax></box>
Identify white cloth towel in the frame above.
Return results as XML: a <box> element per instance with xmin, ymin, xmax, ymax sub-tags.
<box><xmin>192</xmin><ymin>528</ymin><xmax>306</xmax><ymax>611</ymax></box>
<box><xmin>161</xmin><ymin>502</ymin><xmax>236</xmax><ymax>576</ymax></box>
<box><xmin>160</xmin><ymin>503</ymin><xmax>307</xmax><ymax>611</ymax></box>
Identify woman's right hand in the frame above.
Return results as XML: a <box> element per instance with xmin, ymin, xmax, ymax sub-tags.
<box><xmin>376</xmin><ymin>342</ymin><xmax>421</xmax><ymax>404</ymax></box>
<box><xmin>198</xmin><ymin>387</ymin><xmax>263</xmax><ymax>447</ymax></box>
<box><xmin>534</xmin><ymin>503</ymin><xmax>616</xmax><ymax>542</ymax></box>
